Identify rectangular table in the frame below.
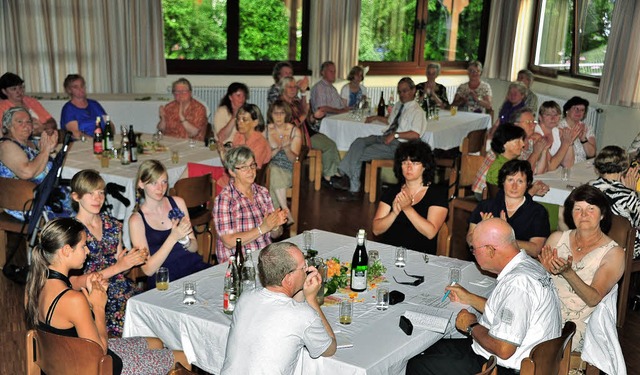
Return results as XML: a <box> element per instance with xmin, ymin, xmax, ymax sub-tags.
<box><xmin>123</xmin><ymin>230</ymin><xmax>496</xmax><ymax>374</ymax></box>
<box><xmin>320</xmin><ymin>111</ymin><xmax>491</xmax><ymax>151</ymax></box>
<box><xmin>61</xmin><ymin>135</ymin><xmax>222</xmax><ymax>247</ymax></box>
<box><xmin>533</xmin><ymin>160</ymin><xmax>598</xmax><ymax>205</ymax></box>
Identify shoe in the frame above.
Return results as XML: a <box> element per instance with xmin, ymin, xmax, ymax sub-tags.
<box><xmin>336</xmin><ymin>192</ymin><xmax>360</xmax><ymax>202</ymax></box>
<box><xmin>330</xmin><ymin>176</ymin><xmax>350</xmax><ymax>191</ymax></box>
<box><xmin>321</xmin><ymin>178</ymin><xmax>333</xmax><ymax>189</ymax></box>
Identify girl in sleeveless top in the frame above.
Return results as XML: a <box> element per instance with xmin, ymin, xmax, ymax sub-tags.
<box><xmin>25</xmin><ymin>218</ymin><xmax>191</xmax><ymax>374</ymax></box>
<box><xmin>266</xmin><ymin>100</ymin><xmax>302</xmax><ymax>224</ymax></box>
<box><xmin>129</xmin><ymin>160</ymin><xmax>210</xmax><ymax>289</ymax></box>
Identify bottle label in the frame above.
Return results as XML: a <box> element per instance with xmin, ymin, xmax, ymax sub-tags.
<box><xmin>131</xmin><ymin>147</ymin><xmax>138</xmax><ymax>162</ymax></box>
<box><xmin>351</xmin><ymin>267</ymin><xmax>367</xmax><ymax>290</ymax></box>
<box><xmin>224</xmin><ymin>292</ymin><xmax>236</xmax><ymax>311</ymax></box>
<box><xmin>93</xmin><ymin>142</ymin><xmax>103</xmax><ymax>154</ymax></box>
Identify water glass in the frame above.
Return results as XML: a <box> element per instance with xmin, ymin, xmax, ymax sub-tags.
<box><xmin>368</xmin><ymin>250</ymin><xmax>379</xmax><ymax>267</ymax></box>
<box><xmin>395</xmin><ymin>247</ymin><xmax>407</xmax><ymax>268</ymax></box>
<box><xmin>183</xmin><ymin>281</ymin><xmax>196</xmax><ymax>305</ymax></box>
<box><xmin>189</xmin><ymin>136</ymin><xmax>196</xmax><ymax>148</ymax></box>
<box><xmin>376</xmin><ymin>288</ymin><xmax>389</xmax><ymax>310</ymax></box>
<box><xmin>156</xmin><ymin>267</ymin><xmax>169</xmax><ymax>290</ymax></box>
<box><xmin>339</xmin><ymin>300</ymin><xmax>353</xmax><ymax>325</ymax></box>
<box><xmin>449</xmin><ymin>267</ymin><xmax>461</xmax><ymax>284</ymax></box>
<box><xmin>561</xmin><ymin>166</ymin><xmax>571</xmax><ymax>181</ymax></box>
<box><xmin>303</xmin><ymin>230</ymin><xmax>314</xmax><ymax>252</ymax></box>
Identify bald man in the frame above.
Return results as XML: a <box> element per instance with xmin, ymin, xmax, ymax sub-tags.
<box><xmin>407</xmin><ymin>218</ymin><xmax>561</xmax><ymax>374</ymax></box>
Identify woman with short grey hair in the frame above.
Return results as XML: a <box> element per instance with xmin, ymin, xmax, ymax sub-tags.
<box><xmin>416</xmin><ymin>62</ymin><xmax>449</xmax><ymax>109</ymax></box>
<box><xmin>214</xmin><ymin>146</ymin><xmax>287</xmax><ymax>264</ymax></box>
<box><xmin>451</xmin><ymin>60</ymin><xmax>492</xmax><ymax>113</ymax></box>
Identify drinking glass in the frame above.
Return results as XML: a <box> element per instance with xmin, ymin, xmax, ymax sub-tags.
<box><xmin>368</xmin><ymin>250</ymin><xmax>379</xmax><ymax>267</ymax></box>
<box><xmin>156</xmin><ymin>267</ymin><xmax>169</xmax><ymax>290</ymax></box>
<box><xmin>303</xmin><ymin>230</ymin><xmax>314</xmax><ymax>252</ymax></box>
<box><xmin>395</xmin><ymin>247</ymin><xmax>407</xmax><ymax>268</ymax></box>
<box><xmin>376</xmin><ymin>288</ymin><xmax>389</xmax><ymax>310</ymax></box>
<box><xmin>339</xmin><ymin>300</ymin><xmax>353</xmax><ymax>324</ymax></box>
<box><xmin>100</xmin><ymin>152</ymin><xmax>110</xmax><ymax>168</ymax></box>
<box><xmin>449</xmin><ymin>267</ymin><xmax>461</xmax><ymax>284</ymax></box>
<box><xmin>450</xmin><ymin>106</ymin><xmax>458</xmax><ymax>116</ymax></box>
<box><xmin>189</xmin><ymin>136</ymin><xmax>196</xmax><ymax>148</ymax></box>
<box><xmin>183</xmin><ymin>281</ymin><xmax>196</xmax><ymax>305</ymax></box>
<box><xmin>561</xmin><ymin>166</ymin><xmax>571</xmax><ymax>181</ymax></box>
<box><xmin>171</xmin><ymin>150</ymin><xmax>180</xmax><ymax>164</ymax></box>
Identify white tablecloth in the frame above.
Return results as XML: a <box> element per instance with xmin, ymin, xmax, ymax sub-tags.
<box><xmin>533</xmin><ymin>160</ymin><xmax>598</xmax><ymax>205</ymax></box>
<box><xmin>319</xmin><ymin>111</ymin><xmax>491</xmax><ymax>151</ymax></box>
<box><xmin>123</xmin><ymin>230</ymin><xmax>495</xmax><ymax>374</ymax></box>
<box><xmin>61</xmin><ymin>135</ymin><xmax>222</xmax><ymax>247</ymax></box>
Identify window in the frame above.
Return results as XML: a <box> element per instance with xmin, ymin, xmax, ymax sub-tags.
<box><xmin>162</xmin><ymin>0</ymin><xmax>309</xmax><ymax>75</ymax></box>
<box><xmin>359</xmin><ymin>0</ymin><xmax>489</xmax><ymax>75</ymax></box>
<box><xmin>531</xmin><ymin>0</ymin><xmax>615</xmax><ymax>79</ymax></box>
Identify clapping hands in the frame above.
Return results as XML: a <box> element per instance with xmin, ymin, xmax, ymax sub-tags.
<box><xmin>539</xmin><ymin>245</ymin><xmax>572</xmax><ymax>275</ymax></box>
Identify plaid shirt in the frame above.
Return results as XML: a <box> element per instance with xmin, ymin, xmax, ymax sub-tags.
<box><xmin>472</xmin><ymin>151</ymin><xmax>496</xmax><ymax>194</ymax></box>
<box><xmin>214</xmin><ymin>180</ymin><xmax>275</xmax><ymax>264</ymax></box>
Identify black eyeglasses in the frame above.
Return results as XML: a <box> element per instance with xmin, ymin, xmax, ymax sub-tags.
<box><xmin>393</xmin><ymin>270</ymin><xmax>424</xmax><ymax>286</ymax></box>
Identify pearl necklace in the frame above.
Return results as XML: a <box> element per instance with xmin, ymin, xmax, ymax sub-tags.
<box><xmin>575</xmin><ymin>231</ymin><xmax>604</xmax><ymax>252</ymax></box>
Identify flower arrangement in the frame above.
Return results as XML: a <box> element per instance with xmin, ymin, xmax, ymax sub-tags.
<box><xmin>324</xmin><ymin>257</ymin><xmax>387</xmax><ymax>296</ymax></box>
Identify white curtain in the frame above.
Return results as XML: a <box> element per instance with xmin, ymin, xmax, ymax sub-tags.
<box><xmin>0</xmin><ymin>0</ymin><xmax>166</xmax><ymax>94</ymax></box>
<box><xmin>309</xmin><ymin>0</ymin><xmax>361</xmax><ymax>81</ymax></box>
<box><xmin>484</xmin><ymin>0</ymin><xmax>534</xmax><ymax>81</ymax></box>
<box><xmin>597</xmin><ymin>0</ymin><xmax>640</xmax><ymax>108</ymax></box>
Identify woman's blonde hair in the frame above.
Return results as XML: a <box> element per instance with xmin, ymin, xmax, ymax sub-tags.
<box><xmin>134</xmin><ymin>160</ymin><xmax>168</xmax><ymax>211</ymax></box>
<box><xmin>70</xmin><ymin>169</ymin><xmax>105</xmax><ymax>212</ymax></box>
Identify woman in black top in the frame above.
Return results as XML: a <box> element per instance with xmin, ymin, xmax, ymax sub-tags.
<box><xmin>372</xmin><ymin>140</ymin><xmax>448</xmax><ymax>254</ymax></box>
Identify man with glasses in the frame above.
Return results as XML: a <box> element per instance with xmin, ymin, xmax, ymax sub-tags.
<box><xmin>222</xmin><ymin>242</ymin><xmax>336</xmax><ymax>374</ymax></box>
<box><xmin>337</xmin><ymin>77</ymin><xmax>428</xmax><ymax>201</ymax></box>
<box><xmin>407</xmin><ymin>218</ymin><xmax>561</xmax><ymax>374</ymax></box>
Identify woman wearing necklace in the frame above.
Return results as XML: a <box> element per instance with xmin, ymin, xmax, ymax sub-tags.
<box><xmin>266</xmin><ymin>100</ymin><xmax>302</xmax><ymax>225</ymax></box>
<box><xmin>372</xmin><ymin>140</ymin><xmax>448</xmax><ymax>254</ymax></box>
<box><xmin>468</xmin><ymin>160</ymin><xmax>550</xmax><ymax>258</ymax></box>
<box><xmin>70</xmin><ymin>169</ymin><xmax>148</xmax><ymax>337</ymax></box>
<box><xmin>539</xmin><ymin>185</ymin><xmax>624</xmax><ymax>351</ymax></box>
<box><xmin>25</xmin><ymin>218</ymin><xmax>190</xmax><ymax>375</ymax></box>
<box><xmin>451</xmin><ymin>60</ymin><xmax>492</xmax><ymax>114</ymax></box>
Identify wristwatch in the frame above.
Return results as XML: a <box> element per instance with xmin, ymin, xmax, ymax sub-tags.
<box><xmin>394</xmin><ymin>132</ymin><xmax>400</xmax><ymax>140</ymax></box>
<box><xmin>466</xmin><ymin>322</ymin><xmax>480</xmax><ymax>336</ymax></box>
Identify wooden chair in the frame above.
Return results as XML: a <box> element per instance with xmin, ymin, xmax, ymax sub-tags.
<box><xmin>307</xmin><ymin>148</ymin><xmax>322</xmax><ymax>191</ymax></box>
<box><xmin>436</xmin><ymin>222</ymin><xmax>450</xmax><ymax>257</ymax></box>
<box><xmin>366</xmin><ymin>158</ymin><xmax>394</xmax><ymax>203</ymax></box>
<box><xmin>519</xmin><ymin>321</ymin><xmax>576</xmax><ymax>375</ymax></box>
<box><xmin>0</xmin><ymin>177</ymin><xmax>35</xmax><ymax>268</ymax></box>
<box><xmin>476</xmin><ymin>355</ymin><xmax>497</xmax><ymax>375</ymax></box>
<box><xmin>26</xmin><ymin>329</ymin><xmax>113</xmax><ymax>375</ymax></box>
<box><xmin>170</xmin><ymin>173</ymin><xmax>217</xmax><ymax>264</ymax></box>
<box><xmin>168</xmin><ymin>362</ymin><xmax>197</xmax><ymax>375</ymax></box>
<box><xmin>605</xmin><ymin>214</ymin><xmax>637</xmax><ymax>327</ymax></box>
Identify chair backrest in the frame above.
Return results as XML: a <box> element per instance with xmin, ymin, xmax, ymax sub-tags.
<box><xmin>457</xmin><ymin>154</ymin><xmax>486</xmax><ymax>198</ymax></box>
<box><xmin>445</xmin><ymin>196</ymin><xmax>478</xmax><ymax>261</ymax></box>
<box><xmin>168</xmin><ymin>362</ymin><xmax>197</xmax><ymax>375</ymax></box>
<box><xmin>0</xmin><ymin>177</ymin><xmax>36</xmax><ymax>212</ymax></box>
<box><xmin>171</xmin><ymin>173</ymin><xmax>214</xmax><ymax>210</ymax></box>
<box><xmin>476</xmin><ymin>355</ymin><xmax>497</xmax><ymax>375</ymax></box>
<box><xmin>520</xmin><ymin>321</ymin><xmax>576</xmax><ymax>375</ymax></box>
<box><xmin>26</xmin><ymin>329</ymin><xmax>113</xmax><ymax>375</ymax></box>
<box><xmin>462</xmin><ymin>128</ymin><xmax>487</xmax><ymax>155</ymax></box>
<box><xmin>485</xmin><ymin>183</ymin><xmax>500</xmax><ymax>199</ymax></box>
<box><xmin>605</xmin><ymin>214</ymin><xmax>636</xmax><ymax>327</ymax></box>
<box><xmin>436</xmin><ymin>222</ymin><xmax>450</xmax><ymax>256</ymax></box>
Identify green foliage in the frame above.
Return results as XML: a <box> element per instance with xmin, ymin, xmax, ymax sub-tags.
<box><xmin>239</xmin><ymin>0</ymin><xmax>290</xmax><ymax>61</ymax></box>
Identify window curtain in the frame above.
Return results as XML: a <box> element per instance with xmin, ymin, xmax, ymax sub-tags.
<box><xmin>309</xmin><ymin>0</ymin><xmax>361</xmax><ymax>81</ymax></box>
<box><xmin>597</xmin><ymin>0</ymin><xmax>640</xmax><ymax>108</ymax></box>
<box><xmin>484</xmin><ymin>0</ymin><xmax>534</xmax><ymax>81</ymax></box>
<box><xmin>0</xmin><ymin>0</ymin><xmax>165</xmax><ymax>94</ymax></box>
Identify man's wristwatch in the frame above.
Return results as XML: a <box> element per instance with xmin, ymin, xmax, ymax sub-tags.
<box><xmin>466</xmin><ymin>322</ymin><xmax>480</xmax><ymax>336</ymax></box>
<box><xmin>394</xmin><ymin>132</ymin><xmax>400</xmax><ymax>139</ymax></box>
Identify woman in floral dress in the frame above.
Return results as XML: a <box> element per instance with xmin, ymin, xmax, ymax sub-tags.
<box><xmin>70</xmin><ymin>169</ymin><xmax>148</xmax><ymax>337</ymax></box>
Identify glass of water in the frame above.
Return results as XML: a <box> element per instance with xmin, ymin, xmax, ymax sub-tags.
<box><xmin>395</xmin><ymin>247</ymin><xmax>407</xmax><ymax>268</ymax></box>
<box><xmin>449</xmin><ymin>267</ymin><xmax>461</xmax><ymax>284</ymax></box>
<box><xmin>183</xmin><ymin>281</ymin><xmax>196</xmax><ymax>305</ymax></box>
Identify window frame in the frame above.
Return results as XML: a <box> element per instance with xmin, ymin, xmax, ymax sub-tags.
<box><xmin>165</xmin><ymin>0</ymin><xmax>311</xmax><ymax>76</ymax></box>
<box><xmin>528</xmin><ymin>0</ymin><xmax>609</xmax><ymax>83</ymax></box>
<box><xmin>361</xmin><ymin>0</ymin><xmax>491</xmax><ymax>76</ymax></box>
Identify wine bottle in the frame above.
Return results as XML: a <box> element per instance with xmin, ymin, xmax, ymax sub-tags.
<box><xmin>350</xmin><ymin>229</ymin><xmax>368</xmax><ymax>292</ymax></box>
<box><xmin>93</xmin><ymin>117</ymin><xmax>103</xmax><ymax>154</ymax></box>
<box><xmin>103</xmin><ymin>115</ymin><xmax>113</xmax><ymax>151</ymax></box>
<box><xmin>235</xmin><ymin>238</ymin><xmax>245</xmax><ymax>274</ymax></box>
<box><xmin>377</xmin><ymin>91</ymin><xmax>386</xmax><ymax>117</ymax></box>
<box><xmin>241</xmin><ymin>249</ymin><xmax>256</xmax><ymax>292</ymax></box>
<box><xmin>121</xmin><ymin>128</ymin><xmax>131</xmax><ymax>165</ymax></box>
<box><xmin>223</xmin><ymin>255</ymin><xmax>240</xmax><ymax>314</ymax></box>
<box><xmin>128</xmin><ymin>125</ymin><xmax>138</xmax><ymax>162</ymax></box>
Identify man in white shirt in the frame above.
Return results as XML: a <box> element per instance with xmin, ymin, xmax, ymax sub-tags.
<box><xmin>221</xmin><ymin>242</ymin><xmax>336</xmax><ymax>375</ymax></box>
<box><xmin>337</xmin><ymin>77</ymin><xmax>428</xmax><ymax>201</ymax></box>
<box><xmin>407</xmin><ymin>218</ymin><xmax>562</xmax><ymax>374</ymax></box>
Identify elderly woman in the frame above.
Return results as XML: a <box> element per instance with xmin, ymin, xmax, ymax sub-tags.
<box><xmin>472</xmin><ymin>124</ymin><xmax>525</xmax><ymax>199</ymax></box>
<box><xmin>451</xmin><ymin>61</ymin><xmax>492</xmax><ymax>114</ymax></box>
<box><xmin>340</xmin><ymin>66</ymin><xmax>368</xmax><ymax>108</ymax></box>
<box><xmin>0</xmin><ymin>107</ymin><xmax>73</xmax><ymax>220</ymax></box>
<box><xmin>60</xmin><ymin>74</ymin><xmax>110</xmax><ymax>139</ymax></box>
<box><xmin>129</xmin><ymin>160</ymin><xmax>210</xmax><ymax>289</ymax></box>
<box><xmin>266</xmin><ymin>100</ymin><xmax>302</xmax><ymax>224</ymax></box>
<box><xmin>468</xmin><ymin>160</ymin><xmax>550</xmax><ymax>257</ymax></box>
<box><xmin>416</xmin><ymin>62</ymin><xmax>450</xmax><ymax>109</ymax></box>
<box><xmin>559</xmin><ymin>96</ymin><xmax>596</xmax><ymax>165</ymax></box>
<box><xmin>516</xmin><ymin>69</ymin><xmax>538</xmax><ymax>112</ymax></box>
<box><xmin>495</xmin><ymin>82</ymin><xmax>528</xmax><ymax>128</ymax></box>
<box><xmin>279</xmin><ymin>76</ymin><xmax>344</xmax><ymax>189</ymax></box>
<box><xmin>590</xmin><ymin>146</ymin><xmax>640</xmax><ymax>259</ymax></box>
<box><xmin>213</xmin><ymin>82</ymin><xmax>249</xmax><ymax>145</ymax></box>
<box><xmin>539</xmin><ymin>185</ymin><xmax>625</xmax><ymax>350</ymax></box>
<box><xmin>535</xmin><ymin>101</ymin><xmax>580</xmax><ymax>173</ymax></box>
<box><xmin>0</xmin><ymin>72</ymin><xmax>57</xmax><ymax>135</ymax></box>
<box><xmin>157</xmin><ymin>78</ymin><xmax>208</xmax><ymax>141</ymax></box>
<box><xmin>372</xmin><ymin>140</ymin><xmax>448</xmax><ymax>254</ymax></box>
<box><xmin>213</xmin><ymin>146</ymin><xmax>287</xmax><ymax>264</ymax></box>
<box><xmin>267</xmin><ymin>61</ymin><xmax>309</xmax><ymax>106</ymax></box>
